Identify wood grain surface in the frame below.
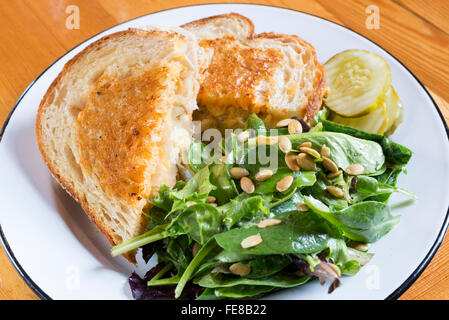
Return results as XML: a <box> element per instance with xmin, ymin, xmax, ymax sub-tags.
<box><xmin>0</xmin><ymin>0</ymin><xmax>448</xmax><ymax>300</ymax></box>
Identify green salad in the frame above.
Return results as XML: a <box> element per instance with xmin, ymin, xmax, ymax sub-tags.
<box><xmin>112</xmin><ymin>112</ymin><xmax>415</xmax><ymax>300</ymax></box>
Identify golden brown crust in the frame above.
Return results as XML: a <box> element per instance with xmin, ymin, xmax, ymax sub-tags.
<box><xmin>305</xmin><ymin>76</ymin><xmax>326</xmax><ymax>122</ymax></box>
<box><xmin>191</xmin><ymin>28</ymin><xmax>325</xmax><ymax>129</ymax></box>
<box><xmin>197</xmin><ymin>36</ymin><xmax>283</xmax><ymax>114</ymax></box>
<box><xmin>77</xmin><ymin>65</ymin><xmax>178</xmax><ymax>207</ymax></box>
<box><xmin>256</xmin><ymin>32</ymin><xmax>326</xmax><ymax>122</ymax></box>
<box><xmin>181</xmin><ymin>12</ymin><xmax>255</xmax><ymax>39</ymax></box>
<box><xmin>36</xmin><ymin>29</ymin><xmax>187</xmax><ymax>263</ymax></box>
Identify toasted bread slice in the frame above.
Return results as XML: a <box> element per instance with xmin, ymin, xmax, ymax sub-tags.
<box><xmin>182</xmin><ymin>13</ymin><xmax>326</xmax><ymax>130</ymax></box>
<box><xmin>182</xmin><ymin>12</ymin><xmax>254</xmax><ymax>40</ymax></box>
<box><xmin>36</xmin><ymin>28</ymin><xmax>206</xmax><ymax>262</ymax></box>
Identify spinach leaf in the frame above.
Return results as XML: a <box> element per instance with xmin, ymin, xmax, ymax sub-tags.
<box><xmin>355</xmin><ymin>176</ymin><xmax>379</xmax><ymax>194</ymax></box>
<box><xmin>171</xmin><ymin>165</ymin><xmax>216</xmax><ymax>201</ymax></box>
<box><xmin>345</xmin><ymin>247</ymin><xmax>374</xmax><ymax>267</ymax></box>
<box><xmin>267</xmin><ymin>187</ymin><xmax>298</xmax><ymax>210</ymax></box>
<box><xmin>213</xmin><ymin>249</ymin><xmax>256</xmax><ymax>263</ymax></box>
<box><xmin>215</xmin><ymin>210</ymin><xmax>340</xmax><ymax>255</ymax></box>
<box><xmin>145</xmin><ymin>206</ymin><xmax>169</xmax><ymax>229</ymax></box>
<box><xmin>245</xmin><ymin>255</ymin><xmax>292</xmax><ymax>279</ymax></box>
<box><xmin>289</xmin><ymin>131</ymin><xmax>385</xmax><ymax>175</ymax></box>
<box><xmin>111</xmin><ymin>224</ymin><xmax>169</xmax><ymax>257</ymax></box>
<box><xmin>167</xmin><ymin>203</ymin><xmax>222</xmax><ymax>245</ymax></box>
<box><xmin>326</xmin><ymin>239</ymin><xmax>373</xmax><ymax>276</ymax></box>
<box><xmin>381</xmin><ymin>139</ymin><xmax>413</xmax><ymax>166</ymax></box>
<box><xmin>212</xmin><ymin>285</ymin><xmax>275</xmax><ymax>299</ymax></box>
<box><xmin>203</xmin><ymin>255</ymin><xmax>290</xmax><ymax>280</ymax></box>
<box><xmin>195</xmin><ymin>271</ymin><xmax>310</xmax><ymax>289</ymax></box>
<box><xmin>321</xmin><ymin>120</ymin><xmax>412</xmax><ymax>165</ymax></box>
<box><xmin>208</xmin><ymin>164</ymin><xmax>238</xmax><ymax>205</ymax></box>
<box><xmin>188</xmin><ymin>142</ymin><xmax>212</xmax><ymax>173</ymax></box>
<box><xmin>314</xmin><ymin>107</ymin><xmax>330</xmax><ymax>124</ymax></box>
<box><xmin>368</xmin><ymin>167</ymin><xmax>403</xmax><ymax>202</ymax></box>
<box><xmin>304</xmin><ymin>196</ymin><xmax>400</xmax><ymax>243</ymax></box>
<box><xmin>245</xmin><ymin>113</ymin><xmax>266</xmax><ymax>132</ymax></box>
<box><xmin>196</xmin><ymin>288</ymin><xmax>224</xmax><ymax>300</ymax></box>
<box><xmin>270</xmin><ymin>190</ymin><xmax>304</xmax><ymax>216</ymax></box>
<box><xmin>351</xmin><ymin>175</ymin><xmax>416</xmax><ymax>203</ymax></box>
<box><xmin>149</xmin><ymin>185</ymin><xmax>174</xmax><ymax>213</ymax></box>
<box><xmin>156</xmin><ymin>236</ymin><xmax>192</xmax><ymax>274</ymax></box>
<box><xmin>310</xmin><ymin>122</ymin><xmax>324</xmax><ymax>132</ymax></box>
<box><xmin>175</xmin><ymin>239</ymin><xmax>219</xmax><ymax>298</ymax></box>
<box><xmin>304</xmin><ymin>171</ymin><xmax>348</xmax><ymax>211</ymax></box>
<box><xmin>219</xmin><ymin>193</ymin><xmax>269</xmax><ymax>228</ymax></box>
<box><xmin>254</xmin><ymin>169</ymin><xmax>316</xmax><ymax>195</ymax></box>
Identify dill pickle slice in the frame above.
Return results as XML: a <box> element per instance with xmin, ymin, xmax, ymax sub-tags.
<box><xmin>330</xmin><ymin>104</ymin><xmax>388</xmax><ymax>135</ymax></box>
<box><xmin>324</xmin><ymin>49</ymin><xmax>391</xmax><ymax>117</ymax></box>
<box><xmin>384</xmin><ymin>86</ymin><xmax>403</xmax><ymax>135</ymax></box>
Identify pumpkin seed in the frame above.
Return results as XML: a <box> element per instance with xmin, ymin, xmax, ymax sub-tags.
<box><xmin>322</xmin><ymin>156</ymin><xmax>339</xmax><ymax>173</ymax></box>
<box><xmin>327</xmin><ymin>170</ymin><xmax>343</xmax><ymax>179</ymax></box>
<box><xmin>275</xmin><ymin>118</ymin><xmax>292</xmax><ymax>127</ymax></box>
<box><xmin>348</xmin><ymin>241</ymin><xmax>369</xmax><ymax>252</ymax></box>
<box><xmin>298</xmin><ymin>146</ymin><xmax>321</xmax><ymax>159</ymax></box>
<box><xmin>328</xmin><ymin>263</ymin><xmax>342</xmax><ymax>278</ymax></box>
<box><xmin>192</xmin><ymin>243</ymin><xmax>201</xmax><ymax>257</ymax></box>
<box><xmin>296</xmin><ymin>203</ymin><xmax>309</xmax><ymax>212</ymax></box>
<box><xmin>229</xmin><ymin>263</ymin><xmax>251</xmax><ymax>276</ymax></box>
<box><xmin>230</xmin><ymin>167</ymin><xmax>249</xmax><ymax>179</ymax></box>
<box><xmin>237</xmin><ymin>130</ymin><xmax>250</xmax><ymax>143</ymax></box>
<box><xmin>241</xmin><ymin>234</ymin><xmax>263</xmax><ymax>248</ymax></box>
<box><xmin>288</xmin><ymin>119</ymin><xmax>302</xmax><ymax>134</ymax></box>
<box><xmin>296</xmin><ymin>153</ymin><xmax>317</xmax><ymax>171</ymax></box>
<box><xmin>321</xmin><ymin>145</ymin><xmax>331</xmax><ymax>157</ymax></box>
<box><xmin>278</xmin><ymin>135</ymin><xmax>292</xmax><ymax>153</ymax></box>
<box><xmin>298</xmin><ymin>142</ymin><xmax>312</xmax><ymax>148</ymax></box>
<box><xmin>276</xmin><ymin>175</ymin><xmax>294</xmax><ymax>192</ymax></box>
<box><xmin>206</xmin><ymin>196</ymin><xmax>216</xmax><ymax>203</ymax></box>
<box><xmin>285</xmin><ymin>153</ymin><xmax>300</xmax><ymax>171</ymax></box>
<box><xmin>326</xmin><ymin>186</ymin><xmax>344</xmax><ymax>198</ymax></box>
<box><xmin>256</xmin><ymin>135</ymin><xmax>278</xmax><ymax>145</ymax></box>
<box><xmin>240</xmin><ymin>177</ymin><xmax>255</xmax><ymax>194</ymax></box>
<box><xmin>346</xmin><ymin>163</ymin><xmax>365</xmax><ymax>175</ymax></box>
<box><xmin>255</xmin><ymin>169</ymin><xmax>273</xmax><ymax>181</ymax></box>
<box><xmin>258</xmin><ymin>218</ymin><xmax>282</xmax><ymax>228</ymax></box>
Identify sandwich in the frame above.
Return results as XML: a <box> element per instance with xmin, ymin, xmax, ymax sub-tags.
<box><xmin>182</xmin><ymin>13</ymin><xmax>326</xmax><ymax>131</ymax></box>
<box><xmin>36</xmin><ymin>28</ymin><xmax>207</xmax><ymax>262</ymax></box>
<box><xmin>35</xmin><ymin>14</ymin><xmax>326</xmax><ymax>263</ymax></box>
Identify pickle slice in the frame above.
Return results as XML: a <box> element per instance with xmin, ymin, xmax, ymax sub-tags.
<box><xmin>384</xmin><ymin>86</ymin><xmax>403</xmax><ymax>135</ymax></box>
<box><xmin>324</xmin><ymin>50</ymin><xmax>391</xmax><ymax>117</ymax></box>
<box><xmin>330</xmin><ymin>104</ymin><xmax>388</xmax><ymax>135</ymax></box>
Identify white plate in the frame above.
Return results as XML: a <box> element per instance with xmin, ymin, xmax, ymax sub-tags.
<box><xmin>1</xmin><ymin>4</ymin><xmax>448</xmax><ymax>300</ymax></box>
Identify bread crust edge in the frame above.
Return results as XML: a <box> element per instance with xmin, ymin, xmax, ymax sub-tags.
<box><xmin>35</xmin><ymin>29</ymin><xmax>189</xmax><ymax>264</ymax></box>
<box><xmin>181</xmin><ymin>12</ymin><xmax>255</xmax><ymax>39</ymax></box>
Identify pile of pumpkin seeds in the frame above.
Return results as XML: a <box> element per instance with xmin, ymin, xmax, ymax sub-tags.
<box><xmin>231</xmin><ymin>118</ymin><xmax>365</xmax><ymax>204</ymax></box>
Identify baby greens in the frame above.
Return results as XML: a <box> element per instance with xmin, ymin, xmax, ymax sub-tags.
<box><xmin>113</xmin><ymin>114</ymin><xmax>414</xmax><ymax>300</ymax></box>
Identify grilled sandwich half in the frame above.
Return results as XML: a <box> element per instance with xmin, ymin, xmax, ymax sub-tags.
<box><xmin>36</xmin><ymin>28</ymin><xmax>207</xmax><ymax>262</ymax></box>
<box><xmin>182</xmin><ymin>13</ymin><xmax>326</xmax><ymax>131</ymax></box>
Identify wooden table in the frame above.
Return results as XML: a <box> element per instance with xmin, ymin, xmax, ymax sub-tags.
<box><xmin>1</xmin><ymin>0</ymin><xmax>448</xmax><ymax>300</ymax></box>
